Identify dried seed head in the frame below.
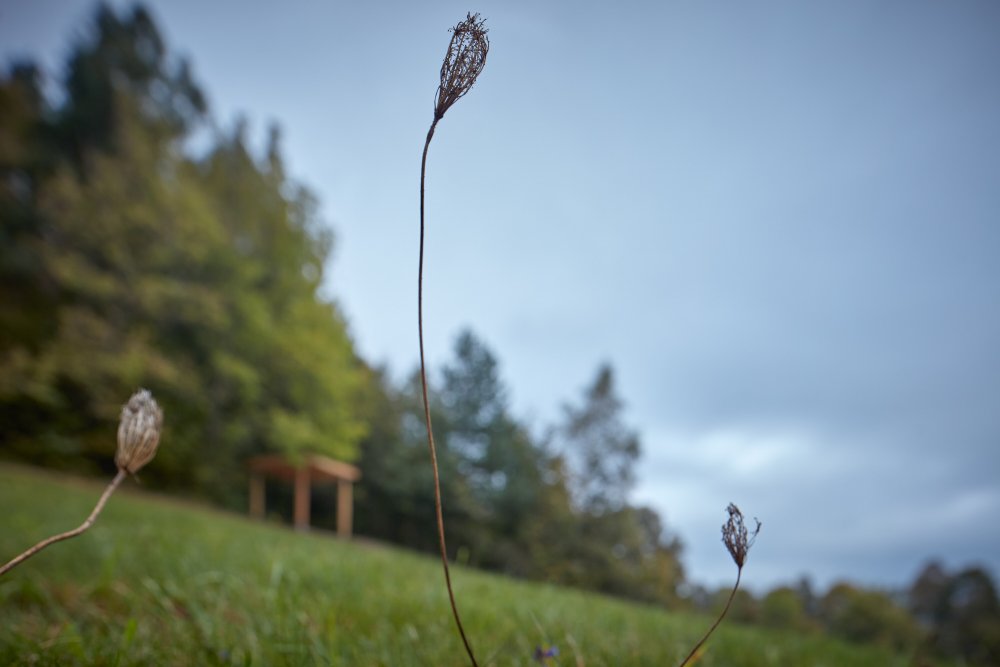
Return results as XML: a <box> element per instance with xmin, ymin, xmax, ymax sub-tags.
<box><xmin>434</xmin><ymin>12</ymin><xmax>489</xmax><ymax>120</ymax></box>
<box><xmin>722</xmin><ymin>502</ymin><xmax>761</xmax><ymax>569</ymax></box>
<box><xmin>116</xmin><ymin>389</ymin><xmax>163</xmax><ymax>474</ymax></box>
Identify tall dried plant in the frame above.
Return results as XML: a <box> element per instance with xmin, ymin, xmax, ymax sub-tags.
<box><xmin>418</xmin><ymin>12</ymin><xmax>489</xmax><ymax>667</ymax></box>
<box><xmin>413</xmin><ymin>16</ymin><xmax>758</xmax><ymax>667</ymax></box>
<box><xmin>0</xmin><ymin>389</ymin><xmax>163</xmax><ymax>577</ymax></box>
<box><xmin>678</xmin><ymin>503</ymin><xmax>761</xmax><ymax>666</ymax></box>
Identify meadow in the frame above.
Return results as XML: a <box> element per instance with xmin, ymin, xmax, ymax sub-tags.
<box><xmin>0</xmin><ymin>463</ymin><xmax>924</xmax><ymax>666</ymax></box>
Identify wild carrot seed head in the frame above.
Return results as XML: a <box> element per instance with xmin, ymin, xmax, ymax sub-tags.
<box><xmin>434</xmin><ymin>12</ymin><xmax>489</xmax><ymax>120</ymax></box>
<box><xmin>115</xmin><ymin>389</ymin><xmax>163</xmax><ymax>474</ymax></box>
<box><xmin>722</xmin><ymin>502</ymin><xmax>761</xmax><ymax>569</ymax></box>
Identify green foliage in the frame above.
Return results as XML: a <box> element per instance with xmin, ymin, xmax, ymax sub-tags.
<box><xmin>57</xmin><ymin>3</ymin><xmax>206</xmax><ymax>160</ymax></box>
<box><xmin>0</xmin><ymin>65</ymin><xmax>57</xmax><ymax>389</ymax></box>
<box><xmin>2</xmin><ymin>4</ymin><xmax>687</xmax><ymax>613</ymax></box>
<box><xmin>0</xmin><ymin>464</ymin><xmax>927</xmax><ymax>666</ymax></box>
<box><xmin>760</xmin><ymin>586</ymin><xmax>815</xmax><ymax>632</ymax></box>
<box><xmin>909</xmin><ymin>561</ymin><xmax>1000</xmax><ymax>665</ymax></box>
<box><xmin>710</xmin><ymin>586</ymin><xmax>760</xmax><ymax>625</ymax></box>
<box><xmin>351</xmin><ymin>331</ymin><xmax>685</xmax><ymax>606</ymax></box>
<box><xmin>558</xmin><ymin>364</ymin><xmax>641</xmax><ymax>514</ymax></box>
<box><xmin>820</xmin><ymin>582</ymin><xmax>924</xmax><ymax>651</ymax></box>
<box><xmin>530</xmin><ymin>364</ymin><xmax>684</xmax><ymax>603</ymax></box>
<box><xmin>437</xmin><ymin>330</ymin><xmax>546</xmax><ymax>572</ymax></box>
<box><xmin>0</xmin><ymin>5</ymin><xmax>366</xmax><ymax>504</ymax></box>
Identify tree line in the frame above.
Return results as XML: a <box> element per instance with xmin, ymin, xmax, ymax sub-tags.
<box><xmin>0</xmin><ymin>3</ymin><xmax>684</xmax><ymax>607</ymax></box>
<box><xmin>353</xmin><ymin>332</ymin><xmax>683</xmax><ymax>605</ymax></box>
<box><xmin>687</xmin><ymin>562</ymin><xmax>999</xmax><ymax>665</ymax></box>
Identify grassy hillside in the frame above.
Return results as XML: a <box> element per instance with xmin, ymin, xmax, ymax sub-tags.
<box><xmin>0</xmin><ymin>463</ymin><xmax>919</xmax><ymax>666</ymax></box>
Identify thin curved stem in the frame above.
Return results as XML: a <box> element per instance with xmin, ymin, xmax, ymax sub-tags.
<box><xmin>419</xmin><ymin>116</ymin><xmax>479</xmax><ymax>667</ymax></box>
<box><xmin>0</xmin><ymin>468</ymin><xmax>127</xmax><ymax>577</ymax></box>
<box><xmin>678</xmin><ymin>567</ymin><xmax>742</xmax><ymax>667</ymax></box>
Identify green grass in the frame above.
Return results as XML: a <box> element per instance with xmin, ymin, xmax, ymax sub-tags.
<box><xmin>0</xmin><ymin>463</ymin><xmax>921</xmax><ymax>666</ymax></box>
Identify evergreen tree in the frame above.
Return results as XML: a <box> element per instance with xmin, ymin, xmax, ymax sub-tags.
<box><xmin>559</xmin><ymin>363</ymin><xmax>640</xmax><ymax>514</ymax></box>
<box><xmin>56</xmin><ymin>3</ymin><xmax>205</xmax><ymax>165</ymax></box>
<box><xmin>438</xmin><ymin>329</ymin><xmax>545</xmax><ymax>572</ymax></box>
<box><xmin>909</xmin><ymin>561</ymin><xmax>1000</xmax><ymax>664</ymax></box>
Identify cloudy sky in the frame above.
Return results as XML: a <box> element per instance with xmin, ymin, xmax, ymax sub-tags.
<box><xmin>3</xmin><ymin>0</ymin><xmax>998</xmax><ymax>592</ymax></box>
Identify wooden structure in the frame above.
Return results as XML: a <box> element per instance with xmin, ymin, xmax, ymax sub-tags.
<box><xmin>247</xmin><ymin>454</ymin><xmax>361</xmax><ymax>537</ymax></box>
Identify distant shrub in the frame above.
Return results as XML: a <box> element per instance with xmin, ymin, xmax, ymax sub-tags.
<box><xmin>821</xmin><ymin>582</ymin><xmax>923</xmax><ymax>651</ymax></box>
<box><xmin>761</xmin><ymin>586</ymin><xmax>816</xmax><ymax>632</ymax></box>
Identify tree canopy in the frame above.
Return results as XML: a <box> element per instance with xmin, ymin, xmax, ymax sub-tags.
<box><xmin>0</xmin><ymin>2</ymin><xmax>689</xmax><ymax>608</ymax></box>
<box><xmin>0</xmin><ymin>3</ymin><xmax>366</xmax><ymax>503</ymax></box>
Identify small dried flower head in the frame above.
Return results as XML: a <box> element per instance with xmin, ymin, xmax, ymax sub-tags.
<box><xmin>434</xmin><ymin>12</ymin><xmax>489</xmax><ymax>120</ymax></box>
<box><xmin>116</xmin><ymin>389</ymin><xmax>163</xmax><ymax>474</ymax></box>
<box><xmin>722</xmin><ymin>502</ymin><xmax>761</xmax><ymax>569</ymax></box>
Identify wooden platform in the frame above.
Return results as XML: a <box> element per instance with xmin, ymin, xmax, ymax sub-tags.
<box><xmin>247</xmin><ymin>454</ymin><xmax>361</xmax><ymax>537</ymax></box>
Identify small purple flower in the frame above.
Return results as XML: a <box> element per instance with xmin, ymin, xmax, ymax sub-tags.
<box><xmin>533</xmin><ymin>645</ymin><xmax>559</xmax><ymax>663</ymax></box>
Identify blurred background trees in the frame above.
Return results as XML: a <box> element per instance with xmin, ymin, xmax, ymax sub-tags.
<box><xmin>0</xmin><ymin>2</ymin><xmax>685</xmax><ymax>608</ymax></box>
<box><xmin>351</xmin><ymin>328</ymin><xmax>685</xmax><ymax>603</ymax></box>
<box><xmin>0</xmin><ymin>4</ymin><xmax>365</xmax><ymax>506</ymax></box>
<box><xmin>909</xmin><ymin>561</ymin><xmax>1000</xmax><ymax>665</ymax></box>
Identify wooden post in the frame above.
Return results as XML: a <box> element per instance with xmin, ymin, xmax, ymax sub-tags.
<box><xmin>249</xmin><ymin>473</ymin><xmax>265</xmax><ymax>519</ymax></box>
<box><xmin>294</xmin><ymin>466</ymin><xmax>310</xmax><ymax>531</ymax></box>
<box><xmin>336</xmin><ymin>478</ymin><xmax>353</xmax><ymax>538</ymax></box>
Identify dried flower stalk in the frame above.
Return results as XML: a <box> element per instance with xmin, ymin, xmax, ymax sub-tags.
<box><xmin>418</xmin><ymin>12</ymin><xmax>489</xmax><ymax>667</ymax></box>
<box><xmin>0</xmin><ymin>389</ymin><xmax>163</xmax><ymax>577</ymax></box>
<box><xmin>678</xmin><ymin>503</ymin><xmax>761</xmax><ymax>667</ymax></box>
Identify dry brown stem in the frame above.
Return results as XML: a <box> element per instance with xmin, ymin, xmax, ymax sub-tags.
<box><xmin>418</xmin><ymin>12</ymin><xmax>489</xmax><ymax>667</ymax></box>
<box><xmin>678</xmin><ymin>504</ymin><xmax>761</xmax><ymax>667</ymax></box>
<box><xmin>678</xmin><ymin>567</ymin><xmax>742</xmax><ymax>667</ymax></box>
<box><xmin>0</xmin><ymin>469</ymin><xmax>127</xmax><ymax>576</ymax></box>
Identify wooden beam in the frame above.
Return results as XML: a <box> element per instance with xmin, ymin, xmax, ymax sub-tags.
<box><xmin>308</xmin><ymin>456</ymin><xmax>362</xmax><ymax>483</ymax></box>
<box><xmin>247</xmin><ymin>454</ymin><xmax>361</xmax><ymax>483</ymax></box>
<box><xmin>249</xmin><ymin>473</ymin><xmax>265</xmax><ymax>519</ymax></box>
<box><xmin>336</xmin><ymin>478</ymin><xmax>353</xmax><ymax>538</ymax></box>
<box><xmin>293</xmin><ymin>466</ymin><xmax>310</xmax><ymax>531</ymax></box>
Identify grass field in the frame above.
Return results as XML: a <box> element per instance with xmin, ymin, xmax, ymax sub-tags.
<box><xmin>0</xmin><ymin>463</ymin><xmax>923</xmax><ymax>666</ymax></box>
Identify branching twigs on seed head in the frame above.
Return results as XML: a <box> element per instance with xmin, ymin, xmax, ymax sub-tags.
<box><xmin>433</xmin><ymin>13</ymin><xmax>489</xmax><ymax>121</ymax></box>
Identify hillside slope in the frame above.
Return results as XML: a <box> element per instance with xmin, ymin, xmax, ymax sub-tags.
<box><xmin>0</xmin><ymin>464</ymin><xmax>920</xmax><ymax>666</ymax></box>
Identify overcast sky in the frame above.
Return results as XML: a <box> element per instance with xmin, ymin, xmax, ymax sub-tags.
<box><xmin>3</xmin><ymin>0</ymin><xmax>998</xmax><ymax>593</ymax></box>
